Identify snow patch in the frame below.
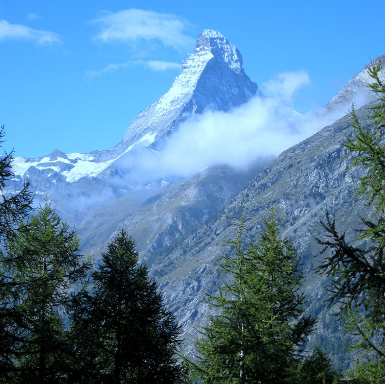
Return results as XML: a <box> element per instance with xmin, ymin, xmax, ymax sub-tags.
<box><xmin>126</xmin><ymin>132</ymin><xmax>157</xmax><ymax>153</ymax></box>
<box><xmin>12</xmin><ymin>158</ymin><xmax>39</xmax><ymax>177</ymax></box>
<box><xmin>63</xmin><ymin>159</ymin><xmax>115</xmax><ymax>182</ymax></box>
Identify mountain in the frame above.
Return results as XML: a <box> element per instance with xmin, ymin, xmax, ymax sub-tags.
<box><xmin>7</xmin><ymin>27</ymin><xmax>385</xmax><ymax>369</ymax></box>
<box><xmin>11</xmin><ymin>29</ymin><xmax>261</xmax><ymax>189</ymax></box>
<box><xmin>149</xmin><ymin>99</ymin><xmax>377</xmax><ymax>365</ymax></box>
<box><xmin>7</xmin><ymin>29</ymin><xmax>267</xmax><ymax>234</ymax></box>
<box><xmin>72</xmin><ymin>53</ymin><xmax>384</xmax><ymax>368</ymax></box>
<box><xmin>326</xmin><ymin>55</ymin><xmax>385</xmax><ymax>110</ymax></box>
<box><xmin>119</xmin><ymin>29</ymin><xmax>262</xmax><ymax>149</ymax></box>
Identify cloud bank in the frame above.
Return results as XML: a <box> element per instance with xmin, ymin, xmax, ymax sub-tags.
<box><xmin>90</xmin><ymin>9</ymin><xmax>194</xmax><ymax>52</ymax></box>
<box><xmin>0</xmin><ymin>19</ymin><xmax>62</xmax><ymax>46</ymax></box>
<box><xmin>262</xmin><ymin>70</ymin><xmax>310</xmax><ymax>103</ymax></box>
<box><xmin>114</xmin><ymin>71</ymin><xmax>347</xmax><ymax>184</ymax></box>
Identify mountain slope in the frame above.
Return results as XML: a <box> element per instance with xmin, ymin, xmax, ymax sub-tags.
<box><xmin>326</xmin><ymin>55</ymin><xmax>385</xmax><ymax>110</ymax></box>
<box><xmin>150</xmin><ymin>100</ymin><xmax>376</xmax><ymax>365</ymax></box>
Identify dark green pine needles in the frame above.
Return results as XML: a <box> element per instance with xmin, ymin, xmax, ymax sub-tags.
<box><xmin>69</xmin><ymin>230</ymin><xmax>185</xmax><ymax>383</ymax></box>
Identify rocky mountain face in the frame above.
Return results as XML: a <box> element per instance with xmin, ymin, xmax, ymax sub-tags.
<box><xmin>8</xmin><ymin>27</ymin><xmax>385</xmax><ymax>369</ymax></box>
<box><xmin>150</xmin><ymin>101</ymin><xmax>376</xmax><ymax>365</ymax></box>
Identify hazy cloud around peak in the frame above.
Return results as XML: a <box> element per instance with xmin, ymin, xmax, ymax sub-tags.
<box><xmin>90</xmin><ymin>9</ymin><xmax>195</xmax><ymax>52</ymax></box>
<box><xmin>262</xmin><ymin>70</ymin><xmax>310</xmax><ymax>104</ymax></box>
<box><xmin>115</xmin><ymin>71</ymin><xmax>347</xmax><ymax>184</ymax></box>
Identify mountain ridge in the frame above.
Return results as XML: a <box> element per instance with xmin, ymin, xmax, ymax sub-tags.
<box><xmin>326</xmin><ymin>54</ymin><xmax>385</xmax><ymax>110</ymax></box>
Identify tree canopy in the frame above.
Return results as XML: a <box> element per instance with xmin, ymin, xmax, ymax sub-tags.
<box><xmin>70</xmin><ymin>230</ymin><xmax>186</xmax><ymax>383</ymax></box>
<box><xmin>317</xmin><ymin>62</ymin><xmax>385</xmax><ymax>381</ymax></box>
<box><xmin>191</xmin><ymin>211</ymin><xmax>316</xmax><ymax>383</ymax></box>
<box><xmin>0</xmin><ymin>202</ymin><xmax>90</xmax><ymax>383</ymax></box>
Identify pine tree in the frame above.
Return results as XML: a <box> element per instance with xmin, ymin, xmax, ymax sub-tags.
<box><xmin>317</xmin><ymin>62</ymin><xmax>385</xmax><ymax>377</ymax></box>
<box><xmin>191</xmin><ymin>211</ymin><xmax>314</xmax><ymax>383</ymax></box>
<box><xmin>0</xmin><ymin>126</ymin><xmax>33</xmax><ymax>242</ymax></box>
<box><xmin>0</xmin><ymin>202</ymin><xmax>90</xmax><ymax>383</ymax></box>
<box><xmin>0</xmin><ymin>126</ymin><xmax>33</xmax><ymax>381</ymax></box>
<box><xmin>70</xmin><ymin>230</ymin><xmax>185</xmax><ymax>383</ymax></box>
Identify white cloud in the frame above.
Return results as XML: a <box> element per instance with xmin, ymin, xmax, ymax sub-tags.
<box><xmin>90</xmin><ymin>9</ymin><xmax>194</xmax><ymax>51</ymax></box>
<box><xmin>0</xmin><ymin>19</ymin><xmax>62</xmax><ymax>46</ymax></box>
<box><xmin>151</xmin><ymin>97</ymin><xmax>308</xmax><ymax>177</ymax></box>
<box><xmin>114</xmin><ymin>70</ymin><xmax>345</xmax><ymax>184</ymax></box>
<box><xmin>87</xmin><ymin>60</ymin><xmax>180</xmax><ymax>77</ymax></box>
<box><xmin>262</xmin><ymin>70</ymin><xmax>310</xmax><ymax>104</ymax></box>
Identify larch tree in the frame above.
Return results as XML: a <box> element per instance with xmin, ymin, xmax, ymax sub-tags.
<box><xmin>1</xmin><ymin>202</ymin><xmax>90</xmax><ymax>383</ymax></box>
<box><xmin>0</xmin><ymin>126</ymin><xmax>33</xmax><ymax>382</ymax></box>
<box><xmin>317</xmin><ymin>62</ymin><xmax>385</xmax><ymax>381</ymax></box>
<box><xmin>191</xmin><ymin>211</ymin><xmax>315</xmax><ymax>384</ymax></box>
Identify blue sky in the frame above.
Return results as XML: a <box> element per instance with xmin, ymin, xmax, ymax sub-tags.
<box><xmin>1</xmin><ymin>0</ymin><xmax>384</xmax><ymax>158</ymax></box>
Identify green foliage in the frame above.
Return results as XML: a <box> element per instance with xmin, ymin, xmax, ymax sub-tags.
<box><xmin>317</xmin><ymin>62</ymin><xmax>385</xmax><ymax>377</ymax></box>
<box><xmin>191</xmin><ymin>210</ymin><xmax>315</xmax><ymax>383</ymax></box>
<box><xmin>70</xmin><ymin>230</ymin><xmax>185</xmax><ymax>383</ymax></box>
<box><xmin>0</xmin><ymin>127</ymin><xmax>33</xmax><ymax>381</ymax></box>
<box><xmin>344</xmin><ymin>62</ymin><xmax>385</xmax><ymax>214</ymax></box>
<box><xmin>288</xmin><ymin>347</ymin><xmax>341</xmax><ymax>384</ymax></box>
<box><xmin>0</xmin><ymin>202</ymin><xmax>90</xmax><ymax>383</ymax></box>
<box><xmin>0</xmin><ymin>126</ymin><xmax>33</xmax><ymax>243</ymax></box>
<box><xmin>347</xmin><ymin>360</ymin><xmax>385</xmax><ymax>383</ymax></box>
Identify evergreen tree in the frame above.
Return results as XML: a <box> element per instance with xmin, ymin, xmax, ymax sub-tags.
<box><xmin>0</xmin><ymin>202</ymin><xmax>90</xmax><ymax>383</ymax></box>
<box><xmin>0</xmin><ymin>126</ymin><xmax>33</xmax><ymax>242</ymax></box>
<box><xmin>317</xmin><ymin>62</ymin><xmax>385</xmax><ymax>378</ymax></box>
<box><xmin>0</xmin><ymin>126</ymin><xmax>33</xmax><ymax>381</ymax></box>
<box><xmin>288</xmin><ymin>347</ymin><xmax>340</xmax><ymax>384</ymax></box>
<box><xmin>70</xmin><ymin>230</ymin><xmax>185</xmax><ymax>383</ymax></box>
<box><xmin>191</xmin><ymin>211</ymin><xmax>314</xmax><ymax>383</ymax></box>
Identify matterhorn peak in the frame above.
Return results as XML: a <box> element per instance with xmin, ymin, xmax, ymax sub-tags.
<box><xmin>120</xmin><ymin>29</ymin><xmax>261</xmax><ymax>149</ymax></box>
<box><xmin>195</xmin><ymin>29</ymin><xmax>243</xmax><ymax>74</ymax></box>
<box><xmin>12</xmin><ymin>29</ymin><xmax>262</xmax><ymax>185</ymax></box>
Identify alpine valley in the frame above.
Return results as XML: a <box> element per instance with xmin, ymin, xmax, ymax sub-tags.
<box><xmin>8</xmin><ymin>30</ymin><xmax>385</xmax><ymax>368</ymax></box>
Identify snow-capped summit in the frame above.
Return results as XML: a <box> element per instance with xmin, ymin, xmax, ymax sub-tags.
<box><xmin>195</xmin><ymin>29</ymin><xmax>243</xmax><ymax>74</ymax></box>
<box><xmin>120</xmin><ymin>29</ymin><xmax>261</xmax><ymax>149</ymax></box>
